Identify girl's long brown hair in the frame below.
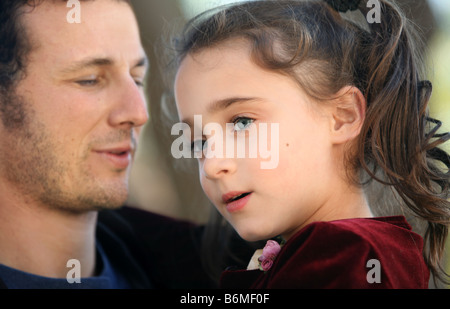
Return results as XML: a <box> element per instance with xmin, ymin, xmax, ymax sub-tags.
<box><xmin>166</xmin><ymin>0</ymin><xmax>450</xmax><ymax>284</ymax></box>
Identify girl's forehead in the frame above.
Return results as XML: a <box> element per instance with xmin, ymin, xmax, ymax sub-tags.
<box><xmin>183</xmin><ymin>39</ymin><xmax>252</xmax><ymax>70</ymax></box>
<box><xmin>175</xmin><ymin>40</ymin><xmax>311</xmax><ymax>106</ymax></box>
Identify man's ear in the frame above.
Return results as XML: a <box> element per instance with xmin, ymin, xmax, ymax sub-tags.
<box><xmin>329</xmin><ymin>86</ymin><xmax>366</xmax><ymax>145</ymax></box>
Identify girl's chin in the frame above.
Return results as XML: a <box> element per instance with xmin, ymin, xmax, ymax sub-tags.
<box><xmin>235</xmin><ymin>227</ymin><xmax>278</xmax><ymax>243</ymax></box>
<box><xmin>225</xmin><ymin>213</ymin><xmax>283</xmax><ymax>241</ymax></box>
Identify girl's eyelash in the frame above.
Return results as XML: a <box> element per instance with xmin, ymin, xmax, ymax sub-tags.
<box><xmin>189</xmin><ymin>117</ymin><xmax>255</xmax><ymax>154</ymax></box>
<box><xmin>191</xmin><ymin>139</ymin><xmax>207</xmax><ymax>152</ymax></box>
<box><xmin>232</xmin><ymin>116</ymin><xmax>255</xmax><ymax>131</ymax></box>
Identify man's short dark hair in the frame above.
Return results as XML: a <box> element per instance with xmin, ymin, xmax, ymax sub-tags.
<box><xmin>0</xmin><ymin>0</ymin><xmax>32</xmax><ymax>93</ymax></box>
<box><xmin>0</xmin><ymin>0</ymin><xmax>131</xmax><ymax>129</ymax></box>
<box><xmin>0</xmin><ymin>0</ymin><xmax>131</xmax><ymax>94</ymax></box>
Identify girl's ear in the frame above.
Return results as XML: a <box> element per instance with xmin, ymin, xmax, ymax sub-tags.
<box><xmin>329</xmin><ymin>86</ymin><xmax>366</xmax><ymax>145</ymax></box>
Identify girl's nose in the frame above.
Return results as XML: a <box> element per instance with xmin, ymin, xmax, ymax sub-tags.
<box><xmin>201</xmin><ymin>155</ymin><xmax>237</xmax><ymax>180</ymax></box>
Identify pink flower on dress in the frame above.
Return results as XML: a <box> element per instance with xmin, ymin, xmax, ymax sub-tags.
<box><xmin>262</xmin><ymin>240</ymin><xmax>281</xmax><ymax>257</ymax></box>
<box><xmin>260</xmin><ymin>258</ymin><xmax>274</xmax><ymax>272</ymax></box>
<box><xmin>258</xmin><ymin>240</ymin><xmax>281</xmax><ymax>272</ymax></box>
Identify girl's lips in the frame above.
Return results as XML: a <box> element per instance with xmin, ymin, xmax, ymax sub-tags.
<box><xmin>222</xmin><ymin>191</ymin><xmax>251</xmax><ymax>203</ymax></box>
<box><xmin>222</xmin><ymin>192</ymin><xmax>252</xmax><ymax>213</ymax></box>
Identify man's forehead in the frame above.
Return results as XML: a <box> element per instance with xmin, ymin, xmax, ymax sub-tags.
<box><xmin>20</xmin><ymin>0</ymin><xmax>144</xmax><ymax>68</ymax></box>
<box><xmin>20</xmin><ymin>0</ymin><xmax>134</xmax><ymax>26</ymax></box>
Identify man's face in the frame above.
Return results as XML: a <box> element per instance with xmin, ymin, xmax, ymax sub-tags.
<box><xmin>0</xmin><ymin>0</ymin><xmax>149</xmax><ymax>212</ymax></box>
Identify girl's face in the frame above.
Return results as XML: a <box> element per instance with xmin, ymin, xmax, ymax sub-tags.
<box><xmin>175</xmin><ymin>41</ymin><xmax>363</xmax><ymax>241</ymax></box>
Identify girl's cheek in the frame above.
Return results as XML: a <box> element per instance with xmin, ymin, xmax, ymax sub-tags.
<box><xmin>199</xmin><ymin>175</ymin><xmax>215</xmax><ymax>201</ymax></box>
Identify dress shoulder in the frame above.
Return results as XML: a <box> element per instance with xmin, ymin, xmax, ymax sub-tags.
<box><xmin>221</xmin><ymin>217</ymin><xmax>430</xmax><ymax>289</ymax></box>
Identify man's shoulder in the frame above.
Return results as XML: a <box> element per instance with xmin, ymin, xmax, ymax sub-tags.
<box><xmin>97</xmin><ymin>206</ymin><xmax>217</xmax><ymax>289</ymax></box>
<box><xmin>97</xmin><ymin>206</ymin><xmax>201</xmax><ymax>250</ymax></box>
<box><xmin>98</xmin><ymin>206</ymin><xmax>189</xmax><ymax>235</ymax></box>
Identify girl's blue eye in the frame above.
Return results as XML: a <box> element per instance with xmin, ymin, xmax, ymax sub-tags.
<box><xmin>233</xmin><ymin>117</ymin><xmax>254</xmax><ymax>131</ymax></box>
<box><xmin>191</xmin><ymin>139</ymin><xmax>207</xmax><ymax>155</ymax></box>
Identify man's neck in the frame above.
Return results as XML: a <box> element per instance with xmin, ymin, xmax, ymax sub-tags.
<box><xmin>0</xmin><ymin>188</ymin><xmax>98</xmax><ymax>279</ymax></box>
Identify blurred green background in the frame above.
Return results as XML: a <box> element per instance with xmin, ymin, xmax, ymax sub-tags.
<box><xmin>428</xmin><ymin>0</ymin><xmax>450</xmax><ymax>149</ymax></box>
<box><xmin>127</xmin><ymin>0</ymin><xmax>450</xmax><ymax>287</ymax></box>
<box><xmin>427</xmin><ymin>0</ymin><xmax>450</xmax><ymax>287</ymax></box>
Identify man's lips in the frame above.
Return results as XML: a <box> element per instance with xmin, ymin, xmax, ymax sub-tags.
<box><xmin>93</xmin><ymin>144</ymin><xmax>134</xmax><ymax>169</ymax></box>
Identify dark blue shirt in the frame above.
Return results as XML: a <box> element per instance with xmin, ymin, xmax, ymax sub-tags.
<box><xmin>0</xmin><ymin>242</ymin><xmax>131</xmax><ymax>289</ymax></box>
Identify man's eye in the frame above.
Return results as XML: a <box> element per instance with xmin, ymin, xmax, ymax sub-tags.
<box><xmin>233</xmin><ymin>117</ymin><xmax>254</xmax><ymax>131</ymax></box>
<box><xmin>76</xmin><ymin>79</ymin><xmax>99</xmax><ymax>87</ymax></box>
<box><xmin>133</xmin><ymin>78</ymin><xmax>145</xmax><ymax>88</ymax></box>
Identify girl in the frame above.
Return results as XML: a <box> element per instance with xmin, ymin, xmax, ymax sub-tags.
<box><xmin>168</xmin><ymin>0</ymin><xmax>450</xmax><ymax>288</ymax></box>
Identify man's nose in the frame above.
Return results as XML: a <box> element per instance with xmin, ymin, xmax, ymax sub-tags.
<box><xmin>108</xmin><ymin>77</ymin><xmax>149</xmax><ymax>129</ymax></box>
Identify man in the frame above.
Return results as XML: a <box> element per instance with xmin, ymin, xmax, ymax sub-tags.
<box><xmin>0</xmin><ymin>0</ymin><xmax>215</xmax><ymax>288</ymax></box>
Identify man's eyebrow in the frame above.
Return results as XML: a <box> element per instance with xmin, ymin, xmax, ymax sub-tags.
<box><xmin>181</xmin><ymin>97</ymin><xmax>261</xmax><ymax>126</ymax></box>
<box><xmin>60</xmin><ymin>55</ymin><xmax>148</xmax><ymax>74</ymax></box>
<box><xmin>60</xmin><ymin>57</ymin><xmax>114</xmax><ymax>74</ymax></box>
<box><xmin>134</xmin><ymin>56</ymin><xmax>149</xmax><ymax>69</ymax></box>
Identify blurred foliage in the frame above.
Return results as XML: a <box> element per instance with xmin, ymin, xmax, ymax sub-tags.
<box><xmin>428</xmin><ymin>31</ymin><xmax>450</xmax><ymax>153</ymax></box>
<box><xmin>426</xmin><ymin>1</ymin><xmax>450</xmax><ymax>287</ymax></box>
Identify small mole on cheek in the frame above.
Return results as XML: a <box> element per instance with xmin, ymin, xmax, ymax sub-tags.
<box><xmin>286</xmin><ymin>143</ymin><xmax>290</xmax><ymax>147</ymax></box>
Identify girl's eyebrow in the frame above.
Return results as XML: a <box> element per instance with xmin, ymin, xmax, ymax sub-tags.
<box><xmin>181</xmin><ymin>97</ymin><xmax>263</xmax><ymax>127</ymax></box>
<box><xmin>207</xmin><ymin>97</ymin><xmax>262</xmax><ymax>114</ymax></box>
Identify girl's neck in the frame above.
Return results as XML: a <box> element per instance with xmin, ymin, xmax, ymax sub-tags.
<box><xmin>282</xmin><ymin>183</ymin><xmax>373</xmax><ymax>241</ymax></box>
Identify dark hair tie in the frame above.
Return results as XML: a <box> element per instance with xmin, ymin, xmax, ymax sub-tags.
<box><xmin>418</xmin><ymin>80</ymin><xmax>432</xmax><ymax>91</ymax></box>
<box><xmin>323</xmin><ymin>0</ymin><xmax>362</xmax><ymax>12</ymax></box>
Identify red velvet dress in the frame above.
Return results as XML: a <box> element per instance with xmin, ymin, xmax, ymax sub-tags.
<box><xmin>220</xmin><ymin>216</ymin><xmax>429</xmax><ymax>289</ymax></box>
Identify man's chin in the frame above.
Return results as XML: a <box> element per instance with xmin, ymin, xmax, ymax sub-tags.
<box><xmin>83</xmin><ymin>189</ymin><xmax>129</xmax><ymax>212</ymax></box>
<box><xmin>38</xmin><ymin>183</ymin><xmax>130</xmax><ymax>215</ymax></box>
<box><xmin>55</xmin><ymin>198</ymin><xmax>127</xmax><ymax>215</ymax></box>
